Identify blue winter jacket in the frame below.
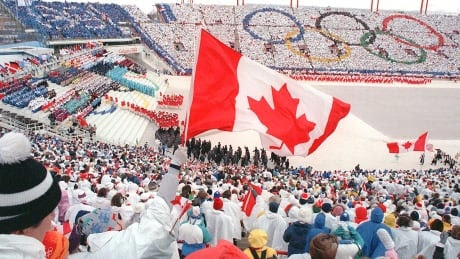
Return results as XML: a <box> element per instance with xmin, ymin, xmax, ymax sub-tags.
<box><xmin>356</xmin><ymin>207</ymin><xmax>392</xmax><ymax>259</ymax></box>
<box><xmin>283</xmin><ymin>221</ymin><xmax>312</xmax><ymax>256</ymax></box>
<box><xmin>304</xmin><ymin>213</ymin><xmax>331</xmax><ymax>252</ymax></box>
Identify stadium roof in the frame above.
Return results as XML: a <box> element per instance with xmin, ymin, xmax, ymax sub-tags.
<box><xmin>42</xmin><ymin>0</ymin><xmax>459</xmax><ymax>15</ymax></box>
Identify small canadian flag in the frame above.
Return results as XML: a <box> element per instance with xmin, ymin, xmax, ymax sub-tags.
<box><xmin>386</xmin><ymin>132</ymin><xmax>428</xmax><ymax>153</ymax></box>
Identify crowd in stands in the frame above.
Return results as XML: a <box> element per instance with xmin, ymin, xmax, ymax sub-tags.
<box><xmin>156</xmin><ymin>4</ymin><xmax>177</xmax><ymax>23</ymax></box>
<box><xmin>48</xmin><ymin>68</ymin><xmax>82</xmax><ymax>86</ymax></box>
<box><xmin>2</xmin><ymin>0</ymin><xmax>459</xmax><ymax>80</ymax></box>
<box><xmin>290</xmin><ymin>73</ymin><xmax>433</xmax><ymax>84</ymax></box>
<box><xmin>158</xmin><ymin>93</ymin><xmax>184</xmax><ymax>107</ymax></box>
<box><xmin>2</xmin><ymin>0</ymin><xmax>132</xmax><ymax>40</ymax></box>
<box><xmin>123</xmin><ymin>5</ymin><xmax>192</xmax><ymax>75</ymax></box>
<box><xmin>150</xmin><ymin>110</ymin><xmax>180</xmax><ymax>128</ymax></box>
<box><xmin>106</xmin><ymin>66</ymin><xmax>156</xmax><ymax>96</ymax></box>
<box><xmin>126</xmin><ymin>3</ymin><xmax>460</xmax><ymax>79</ymax></box>
<box><xmin>117</xmin><ymin>58</ymin><xmax>147</xmax><ymax>75</ymax></box>
<box><xmin>48</xmin><ymin>72</ymin><xmax>116</xmax><ymax>123</ymax></box>
<box><xmin>0</xmin><ymin>54</ymin><xmax>53</xmax><ymax>79</ymax></box>
<box><xmin>2</xmin><ymin>81</ymin><xmax>48</xmax><ymax>108</ymax></box>
<box><xmin>104</xmin><ymin>92</ymin><xmax>180</xmax><ymax>129</ymax></box>
<box><xmin>1</xmin><ymin>129</ymin><xmax>459</xmax><ymax>258</ymax></box>
<box><xmin>0</xmin><ymin>74</ymin><xmax>32</xmax><ymax>98</ymax></box>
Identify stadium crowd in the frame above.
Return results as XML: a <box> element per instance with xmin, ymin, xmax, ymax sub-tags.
<box><xmin>0</xmin><ymin>129</ymin><xmax>459</xmax><ymax>259</ymax></box>
<box><xmin>158</xmin><ymin>94</ymin><xmax>184</xmax><ymax>107</ymax></box>
<box><xmin>1</xmin><ymin>0</ymin><xmax>132</xmax><ymax>40</ymax></box>
<box><xmin>126</xmin><ymin>3</ymin><xmax>460</xmax><ymax>79</ymax></box>
<box><xmin>3</xmin><ymin>0</ymin><xmax>458</xmax><ymax>79</ymax></box>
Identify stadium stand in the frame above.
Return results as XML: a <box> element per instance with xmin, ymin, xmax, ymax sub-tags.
<box><xmin>1</xmin><ymin>1</ymin><xmax>458</xmax><ymax>78</ymax></box>
<box><xmin>0</xmin><ymin>3</ymin><xmax>36</xmax><ymax>44</ymax></box>
<box><xmin>127</xmin><ymin>3</ymin><xmax>460</xmax><ymax>79</ymax></box>
<box><xmin>1</xmin><ymin>0</ymin><xmax>132</xmax><ymax>40</ymax></box>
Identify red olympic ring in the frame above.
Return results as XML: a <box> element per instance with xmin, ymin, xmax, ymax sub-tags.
<box><xmin>381</xmin><ymin>14</ymin><xmax>444</xmax><ymax>51</ymax></box>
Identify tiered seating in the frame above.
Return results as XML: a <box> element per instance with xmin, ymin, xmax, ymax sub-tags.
<box><xmin>86</xmin><ymin>104</ymin><xmax>149</xmax><ymax>146</ymax></box>
<box><xmin>155</xmin><ymin>4</ymin><xmax>177</xmax><ymax>23</ymax></box>
<box><xmin>126</xmin><ymin>3</ymin><xmax>460</xmax><ymax>79</ymax></box>
<box><xmin>2</xmin><ymin>0</ymin><xmax>131</xmax><ymax>40</ymax></box>
<box><xmin>62</xmin><ymin>93</ymin><xmax>90</xmax><ymax>114</ymax></box>
<box><xmin>2</xmin><ymin>85</ymin><xmax>48</xmax><ymax>108</ymax></box>
<box><xmin>117</xmin><ymin>58</ymin><xmax>146</xmax><ymax>75</ymax></box>
<box><xmin>48</xmin><ymin>68</ymin><xmax>81</xmax><ymax>86</ymax></box>
<box><xmin>123</xmin><ymin>5</ymin><xmax>189</xmax><ymax>75</ymax></box>
<box><xmin>105</xmin><ymin>90</ymin><xmax>156</xmax><ymax>111</ymax></box>
<box><xmin>0</xmin><ymin>6</ymin><xmax>35</xmax><ymax>44</ymax></box>
<box><xmin>0</xmin><ymin>75</ymin><xmax>32</xmax><ymax>97</ymax></box>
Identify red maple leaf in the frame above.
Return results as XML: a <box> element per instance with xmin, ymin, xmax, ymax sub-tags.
<box><xmin>402</xmin><ymin>141</ymin><xmax>413</xmax><ymax>150</ymax></box>
<box><xmin>248</xmin><ymin>83</ymin><xmax>316</xmax><ymax>154</ymax></box>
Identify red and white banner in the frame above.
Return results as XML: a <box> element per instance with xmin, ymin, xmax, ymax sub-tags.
<box><xmin>186</xmin><ymin>30</ymin><xmax>351</xmax><ymax>157</ymax></box>
<box><xmin>386</xmin><ymin>132</ymin><xmax>428</xmax><ymax>153</ymax></box>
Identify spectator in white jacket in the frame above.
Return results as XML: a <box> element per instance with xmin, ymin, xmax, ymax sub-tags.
<box><xmin>222</xmin><ymin>190</ymin><xmax>242</xmax><ymax>243</ymax></box>
<box><xmin>392</xmin><ymin>214</ymin><xmax>419</xmax><ymax>259</ymax></box>
<box><xmin>417</xmin><ymin>219</ymin><xmax>444</xmax><ymax>258</ymax></box>
<box><xmin>68</xmin><ymin>148</ymin><xmax>187</xmax><ymax>259</ymax></box>
<box><xmin>444</xmin><ymin>225</ymin><xmax>460</xmax><ymax>259</ymax></box>
<box><xmin>253</xmin><ymin>201</ymin><xmax>289</xmax><ymax>252</ymax></box>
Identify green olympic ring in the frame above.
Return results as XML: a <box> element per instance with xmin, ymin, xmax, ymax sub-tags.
<box><xmin>360</xmin><ymin>30</ymin><xmax>427</xmax><ymax>65</ymax></box>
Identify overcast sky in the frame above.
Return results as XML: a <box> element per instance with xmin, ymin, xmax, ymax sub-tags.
<box><xmin>42</xmin><ymin>0</ymin><xmax>459</xmax><ymax>15</ymax></box>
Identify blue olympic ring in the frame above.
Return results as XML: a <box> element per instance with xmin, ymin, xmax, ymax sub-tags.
<box><xmin>243</xmin><ymin>8</ymin><xmax>304</xmax><ymax>44</ymax></box>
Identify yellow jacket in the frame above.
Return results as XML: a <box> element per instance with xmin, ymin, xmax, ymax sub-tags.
<box><xmin>243</xmin><ymin>247</ymin><xmax>277</xmax><ymax>259</ymax></box>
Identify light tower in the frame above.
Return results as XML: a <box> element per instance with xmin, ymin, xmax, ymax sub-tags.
<box><xmin>289</xmin><ymin>0</ymin><xmax>299</xmax><ymax>8</ymax></box>
<box><xmin>420</xmin><ymin>0</ymin><xmax>429</xmax><ymax>14</ymax></box>
<box><xmin>370</xmin><ymin>0</ymin><xmax>380</xmax><ymax>13</ymax></box>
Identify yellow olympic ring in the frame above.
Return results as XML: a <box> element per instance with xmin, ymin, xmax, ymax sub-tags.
<box><xmin>285</xmin><ymin>28</ymin><xmax>352</xmax><ymax>63</ymax></box>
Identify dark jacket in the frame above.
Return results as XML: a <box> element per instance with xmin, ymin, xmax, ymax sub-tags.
<box><xmin>283</xmin><ymin>221</ymin><xmax>312</xmax><ymax>256</ymax></box>
<box><xmin>304</xmin><ymin>213</ymin><xmax>331</xmax><ymax>252</ymax></box>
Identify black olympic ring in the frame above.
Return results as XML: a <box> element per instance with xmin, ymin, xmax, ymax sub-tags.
<box><xmin>315</xmin><ymin>11</ymin><xmax>376</xmax><ymax>46</ymax></box>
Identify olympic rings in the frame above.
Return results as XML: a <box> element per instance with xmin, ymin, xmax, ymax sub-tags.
<box><xmin>284</xmin><ymin>28</ymin><xmax>352</xmax><ymax>63</ymax></box>
<box><xmin>315</xmin><ymin>11</ymin><xmax>376</xmax><ymax>46</ymax></box>
<box><xmin>382</xmin><ymin>14</ymin><xmax>444</xmax><ymax>51</ymax></box>
<box><xmin>242</xmin><ymin>9</ymin><xmax>443</xmax><ymax>65</ymax></box>
<box><xmin>360</xmin><ymin>30</ymin><xmax>427</xmax><ymax>65</ymax></box>
<box><xmin>242</xmin><ymin>8</ymin><xmax>304</xmax><ymax>44</ymax></box>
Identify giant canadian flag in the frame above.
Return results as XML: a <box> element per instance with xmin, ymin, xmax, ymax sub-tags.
<box><xmin>186</xmin><ymin>30</ymin><xmax>351</xmax><ymax>156</ymax></box>
<box><xmin>386</xmin><ymin>132</ymin><xmax>428</xmax><ymax>153</ymax></box>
